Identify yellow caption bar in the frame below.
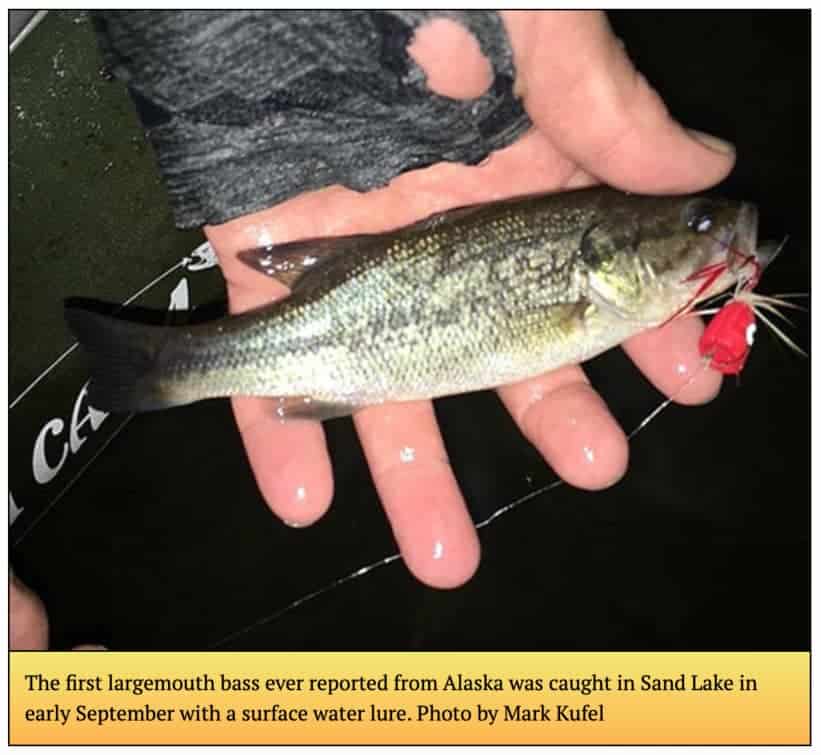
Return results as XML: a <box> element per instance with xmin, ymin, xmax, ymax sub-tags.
<box><xmin>10</xmin><ymin>652</ymin><xmax>808</xmax><ymax>745</ymax></box>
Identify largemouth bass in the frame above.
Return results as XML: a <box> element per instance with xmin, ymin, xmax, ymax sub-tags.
<box><xmin>65</xmin><ymin>187</ymin><xmax>765</xmax><ymax>419</ymax></box>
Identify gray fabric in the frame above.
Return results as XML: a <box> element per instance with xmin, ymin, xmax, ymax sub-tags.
<box><xmin>93</xmin><ymin>11</ymin><xmax>532</xmax><ymax>229</ymax></box>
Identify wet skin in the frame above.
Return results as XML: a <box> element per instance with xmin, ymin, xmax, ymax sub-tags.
<box><xmin>204</xmin><ymin>11</ymin><xmax>735</xmax><ymax>589</ymax></box>
<box><xmin>10</xmin><ymin>11</ymin><xmax>736</xmax><ymax>648</ymax></box>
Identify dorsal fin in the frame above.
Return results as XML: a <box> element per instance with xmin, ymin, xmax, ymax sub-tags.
<box><xmin>236</xmin><ymin>234</ymin><xmax>375</xmax><ymax>289</ymax></box>
<box><xmin>235</xmin><ymin>202</ymin><xmax>495</xmax><ymax>289</ymax></box>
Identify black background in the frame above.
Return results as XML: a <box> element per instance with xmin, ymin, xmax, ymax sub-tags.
<box><xmin>11</xmin><ymin>11</ymin><xmax>810</xmax><ymax>651</ymax></box>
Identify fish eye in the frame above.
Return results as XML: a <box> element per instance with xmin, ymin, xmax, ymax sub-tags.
<box><xmin>683</xmin><ymin>200</ymin><xmax>715</xmax><ymax>233</ymax></box>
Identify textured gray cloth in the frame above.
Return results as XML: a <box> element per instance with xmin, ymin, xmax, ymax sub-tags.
<box><xmin>93</xmin><ymin>11</ymin><xmax>532</xmax><ymax>229</ymax></box>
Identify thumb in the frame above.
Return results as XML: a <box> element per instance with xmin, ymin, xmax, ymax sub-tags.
<box><xmin>502</xmin><ymin>11</ymin><xmax>735</xmax><ymax>193</ymax></box>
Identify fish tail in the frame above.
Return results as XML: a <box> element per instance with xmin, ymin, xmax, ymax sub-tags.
<box><xmin>64</xmin><ymin>305</ymin><xmax>192</xmax><ymax>413</ymax></box>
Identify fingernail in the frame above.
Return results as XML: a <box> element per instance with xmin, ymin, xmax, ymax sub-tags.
<box><xmin>687</xmin><ymin>129</ymin><xmax>735</xmax><ymax>156</ymax></box>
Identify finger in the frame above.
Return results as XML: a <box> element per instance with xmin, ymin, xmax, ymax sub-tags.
<box><xmin>498</xmin><ymin>364</ymin><xmax>629</xmax><ymax>490</ymax></box>
<box><xmin>206</xmin><ymin>229</ymin><xmax>335</xmax><ymax>526</ymax></box>
<box><xmin>623</xmin><ymin>315</ymin><xmax>722</xmax><ymax>405</ymax></box>
<box><xmin>353</xmin><ymin>401</ymin><xmax>480</xmax><ymax>588</ymax></box>
<box><xmin>231</xmin><ymin>396</ymin><xmax>334</xmax><ymax>526</ymax></box>
<box><xmin>501</xmin><ymin>11</ymin><xmax>735</xmax><ymax>193</ymax></box>
<box><xmin>10</xmin><ymin>573</ymin><xmax>49</xmax><ymax>650</ymax></box>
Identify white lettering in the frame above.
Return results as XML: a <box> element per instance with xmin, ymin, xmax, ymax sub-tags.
<box><xmin>168</xmin><ymin>278</ymin><xmax>190</xmax><ymax>311</ymax></box>
<box><xmin>32</xmin><ymin>418</ymin><xmax>69</xmax><ymax>484</ymax></box>
<box><xmin>27</xmin><ymin>277</ymin><xmax>188</xmax><ymax>490</ymax></box>
<box><xmin>69</xmin><ymin>383</ymin><xmax>108</xmax><ymax>454</ymax></box>
<box><xmin>32</xmin><ymin>383</ymin><xmax>109</xmax><ymax>486</ymax></box>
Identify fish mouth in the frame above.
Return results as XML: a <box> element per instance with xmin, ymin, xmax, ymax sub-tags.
<box><xmin>715</xmin><ymin>201</ymin><xmax>760</xmax><ymax>285</ymax></box>
<box><xmin>753</xmin><ymin>237</ymin><xmax>786</xmax><ymax>271</ymax></box>
<box><xmin>728</xmin><ymin>201</ymin><xmax>759</xmax><ymax>265</ymax></box>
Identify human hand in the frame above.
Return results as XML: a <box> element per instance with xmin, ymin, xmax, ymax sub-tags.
<box><xmin>10</xmin><ymin>572</ymin><xmax>49</xmax><ymax>650</ymax></box>
<box><xmin>204</xmin><ymin>10</ymin><xmax>735</xmax><ymax>588</ymax></box>
<box><xmin>10</xmin><ymin>573</ymin><xmax>108</xmax><ymax>650</ymax></box>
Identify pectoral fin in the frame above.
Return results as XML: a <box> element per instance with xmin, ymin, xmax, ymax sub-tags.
<box><xmin>274</xmin><ymin>396</ymin><xmax>360</xmax><ymax>422</ymax></box>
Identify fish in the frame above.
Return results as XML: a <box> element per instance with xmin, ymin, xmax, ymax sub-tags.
<box><xmin>64</xmin><ymin>186</ymin><xmax>766</xmax><ymax>420</ymax></box>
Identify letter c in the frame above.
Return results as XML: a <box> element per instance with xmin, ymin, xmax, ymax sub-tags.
<box><xmin>32</xmin><ymin>418</ymin><xmax>68</xmax><ymax>484</ymax></box>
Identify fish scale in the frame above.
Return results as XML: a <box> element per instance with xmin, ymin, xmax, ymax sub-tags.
<box><xmin>64</xmin><ymin>187</ymin><xmax>759</xmax><ymax>419</ymax></box>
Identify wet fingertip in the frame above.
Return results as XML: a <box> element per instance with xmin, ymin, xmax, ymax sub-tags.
<box><xmin>519</xmin><ymin>382</ymin><xmax>628</xmax><ymax>492</ymax></box>
<box><xmin>282</xmin><ymin>518</ymin><xmax>308</xmax><ymax>528</ymax></box>
<box><xmin>624</xmin><ymin>317</ymin><xmax>724</xmax><ymax>406</ymax></box>
<box><xmin>589</xmin><ymin>431</ymin><xmax>629</xmax><ymax>491</ymax></box>
<box><xmin>281</xmin><ymin>507</ymin><xmax>328</xmax><ymax>528</ymax></box>
<box><xmin>403</xmin><ymin>532</ymin><xmax>481</xmax><ymax>590</ymax></box>
<box><xmin>672</xmin><ymin>364</ymin><xmax>723</xmax><ymax>406</ymax></box>
<box><xmin>386</xmin><ymin>484</ymin><xmax>481</xmax><ymax>589</ymax></box>
<box><xmin>563</xmin><ymin>421</ymin><xmax>629</xmax><ymax>492</ymax></box>
<box><xmin>270</xmin><ymin>474</ymin><xmax>334</xmax><ymax>528</ymax></box>
<box><xmin>248</xmin><ymin>434</ymin><xmax>335</xmax><ymax>527</ymax></box>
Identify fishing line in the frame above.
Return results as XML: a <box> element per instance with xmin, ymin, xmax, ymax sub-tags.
<box><xmin>11</xmin><ymin>260</ymin><xmax>197</xmax><ymax>545</ymax></box>
<box><xmin>11</xmin><ymin>414</ymin><xmax>135</xmax><ymax>547</ymax></box>
<box><xmin>209</xmin><ymin>370</ymin><xmax>704</xmax><ymax>649</ymax></box>
<box><xmin>16</xmin><ymin>242</ymin><xmax>804</xmax><ymax>646</ymax></box>
<box><xmin>215</xmin><ymin>264</ymin><xmax>810</xmax><ymax>649</ymax></box>
<box><xmin>10</xmin><ymin>261</ymin><xmax>185</xmax><ymax>410</ymax></box>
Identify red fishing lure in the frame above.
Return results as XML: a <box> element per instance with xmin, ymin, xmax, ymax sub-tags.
<box><xmin>676</xmin><ymin>242</ymin><xmax>763</xmax><ymax>376</ymax></box>
<box><xmin>698</xmin><ymin>300</ymin><xmax>756</xmax><ymax>375</ymax></box>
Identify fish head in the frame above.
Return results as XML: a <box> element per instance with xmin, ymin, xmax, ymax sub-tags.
<box><xmin>579</xmin><ymin>193</ymin><xmax>759</xmax><ymax>325</ymax></box>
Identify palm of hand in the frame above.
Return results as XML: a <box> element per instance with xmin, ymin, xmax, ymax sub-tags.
<box><xmin>204</xmin><ymin>11</ymin><xmax>733</xmax><ymax>587</ymax></box>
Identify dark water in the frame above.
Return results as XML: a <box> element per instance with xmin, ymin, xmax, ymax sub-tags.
<box><xmin>10</xmin><ymin>11</ymin><xmax>809</xmax><ymax>650</ymax></box>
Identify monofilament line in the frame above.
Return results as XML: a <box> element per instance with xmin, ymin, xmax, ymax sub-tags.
<box><xmin>210</xmin><ymin>376</ymin><xmax>703</xmax><ymax>649</ymax></box>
